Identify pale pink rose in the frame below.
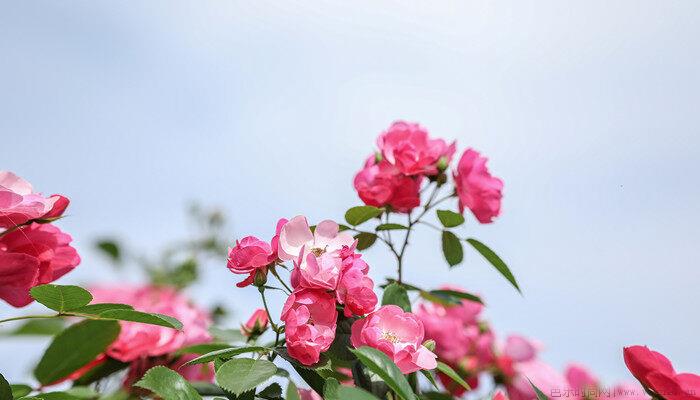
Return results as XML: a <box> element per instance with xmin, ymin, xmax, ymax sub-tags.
<box><xmin>610</xmin><ymin>382</ymin><xmax>651</xmax><ymax>400</ymax></box>
<box><xmin>507</xmin><ymin>359</ymin><xmax>568</xmax><ymax>400</ymax></box>
<box><xmin>376</xmin><ymin>121</ymin><xmax>456</xmax><ymax>176</ymax></box>
<box><xmin>281</xmin><ymin>289</ymin><xmax>338</xmax><ymax>366</ymax></box>
<box><xmin>453</xmin><ymin>149</ymin><xmax>504</xmax><ymax>224</ymax></box>
<box><xmin>351</xmin><ymin>305</ymin><xmax>437</xmax><ymax>374</ymax></box>
<box><xmin>565</xmin><ymin>363</ymin><xmax>599</xmax><ymax>399</ymax></box>
<box><xmin>227</xmin><ymin>236</ymin><xmax>274</xmax><ymax>287</ymax></box>
<box><xmin>0</xmin><ymin>223</ymin><xmax>80</xmax><ymax>307</ymax></box>
<box><xmin>270</xmin><ymin>218</ymin><xmax>288</xmax><ymax>260</ymax></box>
<box><xmin>90</xmin><ymin>285</ymin><xmax>212</xmax><ymax>362</ymax></box>
<box><xmin>502</xmin><ymin>335</ymin><xmax>540</xmax><ymax>364</ymax></box>
<box><xmin>353</xmin><ymin>156</ymin><xmax>422</xmax><ymax>213</ymax></box>
<box><xmin>298</xmin><ymin>388</ymin><xmax>323</xmax><ymax>400</ymax></box>
<box><xmin>241</xmin><ymin>308</ymin><xmax>269</xmax><ymax>337</ymax></box>
<box><xmin>0</xmin><ymin>171</ymin><xmax>69</xmax><ymax>228</ymax></box>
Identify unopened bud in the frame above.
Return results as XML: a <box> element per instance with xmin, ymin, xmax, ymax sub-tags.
<box><xmin>374</xmin><ymin>151</ymin><xmax>383</xmax><ymax>164</ymax></box>
<box><xmin>253</xmin><ymin>268</ymin><xmax>268</xmax><ymax>287</ymax></box>
<box><xmin>437</xmin><ymin>156</ymin><xmax>449</xmax><ymax>171</ymax></box>
<box><xmin>423</xmin><ymin>339</ymin><xmax>436</xmax><ymax>352</ymax></box>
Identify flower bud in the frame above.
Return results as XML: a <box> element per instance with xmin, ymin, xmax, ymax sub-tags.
<box><xmin>423</xmin><ymin>339</ymin><xmax>436</xmax><ymax>352</ymax></box>
<box><xmin>437</xmin><ymin>156</ymin><xmax>449</xmax><ymax>172</ymax></box>
<box><xmin>241</xmin><ymin>308</ymin><xmax>269</xmax><ymax>338</ymax></box>
<box><xmin>253</xmin><ymin>268</ymin><xmax>268</xmax><ymax>287</ymax></box>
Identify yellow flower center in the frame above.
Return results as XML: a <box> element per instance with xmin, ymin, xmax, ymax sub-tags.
<box><xmin>381</xmin><ymin>330</ymin><xmax>400</xmax><ymax>343</ymax></box>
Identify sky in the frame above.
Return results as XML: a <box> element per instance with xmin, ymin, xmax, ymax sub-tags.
<box><xmin>1</xmin><ymin>0</ymin><xmax>699</xmax><ymax>386</ymax></box>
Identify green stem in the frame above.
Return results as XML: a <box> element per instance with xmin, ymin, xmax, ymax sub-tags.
<box><xmin>269</xmin><ymin>267</ymin><xmax>292</xmax><ymax>294</ymax></box>
<box><xmin>0</xmin><ymin>314</ymin><xmax>60</xmax><ymax>324</ymax></box>
<box><xmin>258</xmin><ymin>287</ymin><xmax>280</xmax><ymax>333</ymax></box>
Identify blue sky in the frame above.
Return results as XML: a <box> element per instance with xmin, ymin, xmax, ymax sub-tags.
<box><xmin>1</xmin><ymin>0</ymin><xmax>699</xmax><ymax>385</ymax></box>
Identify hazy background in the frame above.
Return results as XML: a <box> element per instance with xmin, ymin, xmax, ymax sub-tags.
<box><xmin>1</xmin><ymin>0</ymin><xmax>699</xmax><ymax>384</ymax></box>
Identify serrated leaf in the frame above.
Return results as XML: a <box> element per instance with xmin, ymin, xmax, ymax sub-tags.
<box><xmin>375</xmin><ymin>223</ymin><xmax>408</xmax><ymax>231</ymax></box>
<box><xmin>466</xmin><ymin>238</ymin><xmax>520</xmax><ymax>293</ymax></box>
<box><xmin>381</xmin><ymin>283</ymin><xmax>411</xmax><ymax>312</ymax></box>
<box><xmin>30</xmin><ymin>284</ymin><xmax>92</xmax><ymax>313</ymax></box>
<box><xmin>351</xmin><ymin>347</ymin><xmax>415</xmax><ymax>400</ymax></box>
<box><xmin>345</xmin><ymin>206</ymin><xmax>383</xmax><ymax>226</ymax></box>
<box><xmin>436</xmin><ymin>210</ymin><xmax>465</xmax><ymax>228</ymax></box>
<box><xmin>216</xmin><ymin>358</ymin><xmax>277</xmax><ymax>395</ymax></box>
<box><xmin>529</xmin><ymin>379</ymin><xmax>550</xmax><ymax>400</ymax></box>
<box><xmin>285</xmin><ymin>381</ymin><xmax>301</xmax><ymax>400</ymax></box>
<box><xmin>354</xmin><ymin>232</ymin><xmax>377</xmax><ymax>250</ymax></box>
<box><xmin>34</xmin><ymin>320</ymin><xmax>120</xmax><ymax>385</ymax></box>
<box><xmin>134</xmin><ymin>366</ymin><xmax>202</xmax><ymax>400</ymax></box>
<box><xmin>436</xmin><ymin>362</ymin><xmax>470</xmax><ymax>392</ymax></box>
<box><xmin>441</xmin><ymin>231</ymin><xmax>463</xmax><ymax>266</ymax></box>
<box><xmin>183</xmin><ymin>346</ymin><xmax>271</xmax><ymax>365</ymax></box>
<box><xmin>98</xmin><ymin>310</ymin><xmax>182</xmax><ymax>329</ymax></box>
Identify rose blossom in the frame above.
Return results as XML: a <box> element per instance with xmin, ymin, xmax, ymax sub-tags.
<box><xmin>227</xmin><ymin>236</ymin><xmax>274</xmax><ymax>287</ymax></box>
<box><xmin>297</xmin><ymin>388</ymin><xmax>323</xmax><ymax>400</ymax></box>
<box><xmin>494</xmin><ymin>391</ymin><xmax>509</xmax><ymax>400</ymax></box>
<box><xmin>376</xmin><ymin>121</ymin><xmax>456</xmax><ymax>176</ymax></box>
<box><xmin>351</xmin><ymin>305</ymin><xmax>437</xmax><ymax>374</ymax></box>
<box><xmin>353</xmin><ymin>156</ymin><xmax>421</xmax><ymax>213</ymax></box>
<box><xmin>506</xmin><ymin>359</ymin><xmax>568</xmax><ymax>400</ymax></box>
<box><xmin>281</xmin><ymin>289</ymin><xmax>338</xmax><ymax>366</ymax></box>
<box><xmin>0</xmin><ymin>223</ymin><xmax>80</xmax><ymax>307</ymax></box>
<box><xmin>241</xmin><ymin>308</ymin><xmax>269</xmax><ymax>337</ymax></box>
<box><xmin>453</xmin><ymin>149</ymin><xmax>504</xmax><ymax>224</ymax></box>
<box><xmin>624</xmin><ymin>345</ymin><xmax>700</xmax><ymax>400</ymax></box>
<box><xmin>0</xmin><ymin>171</ymin><xmax>69</xmax><ymax>228</ymax></box>
<box><xmin>565</xmin><ymin>363</ymin><xmax>599</xmax><ymax>400</ymax></box>
<box><xmin>334</xmin><ymin>244</ymin><xmax>377</xmax><ymax>317</ymax></box>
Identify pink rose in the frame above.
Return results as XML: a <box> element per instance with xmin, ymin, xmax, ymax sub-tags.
<box><xmin>336</xmin><ymin>263</ymin><xmax>377</xmax><ymax>317</ymax></box>
<box><xmin>376</xmin><ymin>121</ymin><xmax>455</xmax><ymax>176</ymax></box>
<box><xmin>351</xmin><ymin>305</ymin><xmax>437</xmax><ymax>374</ymax></box>
<box><xmin>90</xmin><ymin>285</ymin><xmax>212</xmax><ymax>362</ymax></box>
<box><xmin>494</xmin><ymin>391</ymin><xmax>509</xmax><ymax>400</ymax></box>
<box><xmin>298</xmin><ymin>389</ymin><xmax>323</xmax><ymax>400</ymax></box>
<box><xmin>610</xmin><ymin>382</ymin><xmax>651</xmax><ymax>400</ymax></box>
<box><xmin>227</xmin><ymin>236</ymin><xmax>274</xmax><ymax>287</ymax></box>
<box><xmin>241</xmin><ymin>308</ymin><xmax>269</xmax><ymax>337</ymax></box>
<box><xmin>507</xmin><ymin>359</ymin><xmax>568</xmax><ymax>400</ymax></box>
<box><xmin>565</xmin><ymin>363</ymin><xmax>599</xmax><ymax>399</ymax></box>
<box><xmin>453</xmin><ymin>149</ymin><xmax>504</xmax><ymax>224</ymax></box>
<box><xmin>353</xmin><ymin>156</ymin><xmax>421</xmax><ymax>213</ymax></box>
<box><xmin>281</xmin><ymin>289</ymin><xmax>338</xmax><ymax>366</ymax></box>
<box><xmin>502</xmin><ymin>335</ymin><xmax>539</xmax><ymax>364</ymax></box>
<box><xmin>624</xmin><ymin>345</ymin><xmax>700</xmax><ymax>400</ymax></box>
<box><xmin>0</xmin><ymin>171</ymin><xmax>69</xmax><ymax>228</ymax></box>
<box><xmin>0</xmin><ymin>223</ymin><xmax>80</xmax><ymax>307</ymax></box>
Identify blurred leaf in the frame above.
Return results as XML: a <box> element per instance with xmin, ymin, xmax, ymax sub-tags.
<box><xmin>0</xmin><ymin>373</ymin><xmax>11</xmax><ymax>400</ymax></box>
<box><xmin>323</xmin><ymin>378</ymin><xmax>340</xmax><ymax>400</ymax></box>
<box><xmin>529</xmin><ymin>379</ymin><xmax>550</xmax><ymax>400</ymax></box>
<box><xmin>175</xmin><ymin>342</ymin><xmax>232</xmax><ymax>356</ymax></box>
<box><xmin>427</xmin><ymin>289</ymin><xmax>483</xmax><ymax>305</ymax></box>
<box><xmin>420</xmin><ymin>370</ymin><xmax>439</xmax><ymax>390</ymax></box>
<box><xmin>351</xmin><ymin>347</ymin><xmax>415</xmax><ymax>400</ymax></box>
<box><xmin>65</xmin><ymin>386</ymin><xmax>99</xmax><ymax>398</ymax></box>
<box><xmin>354</xmin><ymin>232</ymin><xmax>377</xmax><ymax>250</ymax></box>
<box><xmin>420</xmin><ymin>392</ymin><xmax>453</xmax><ymax>400</ymax></box>
<box><xmin>345</xmin><ymin>206</ymin><xmax>383</xmax><ymax>226</ymax></box>
<box><xmin>381</xmin><ymin>283</ymin><xmax>411</xmax><ymax>312</ymax></box>
<box><xmin>258</xmin><ymin>382</ymin><xmax>282</xmax><ymax>399</ymax></box>
<box><xmin>441</xmin><ymin>231</ymin><xmax>463</xmax><ymax>267</ymax></box>
<box><xmin>30</xmin><ymin>285</ymin><xmax>92</xmax><ymax>313</ymax></box>
<box><xmin>375</xmin><ymin>223</ymin><xmax>408</xmax><ymax>231</ymax></box>
<box><xmin>436</xmin><ymin>210</ymin><xmax>465</xmax><ymax>228</ymax></box>
<box><xmin>216</xmin><ymin>358</ymin><xmax>277</xmax><ymax>395</ymax></box>
<box><xmin>209</xmin><ymin>327</ymin><xmax>246</xmax><ymax>343</ymax></box>
<box><xmin>183</xmin><ymin>346</ymin><xmax>271</xmax><ymax>366</ymax></box>
<box><xmin>466</xmin><ymin>238</ymin><xmax>520</xmax><ymax>293</ymax></box>
<box><xmin>336</xmin><ymin>386</ymin><xmax>381</xmax><ymax>400</ymax></box>
<box><xmin>73</xmin><ymin>358</ymin><xmax>128</xmax><ymax>386</ymax></box>
<box><xmin>98</xmin><ymin>310</ymin><xmax>182</xmax><ymax>329</ymax></box>
<box><xmin>285</xmin><ymin>381</ymin><xmax>301</xmax><ymax>400</ymax></box>
<box><xmin>95</xmin><ymin>240</ymin><xmax>121</xmax><ymax>263</ymax></box>
<box><xmin>71</xmin><ymin>303</ymin><xmax>133</xmax><ymax>315</ymax></box>
<box><xmin>34</xmin><ymin>320</ymin><xmax>120</xmax><ymax>385</ymax></box>
<box><xmin>11</xmin><ymin>383</ymin><xmax>32</xmax><ymax>398</ymax></box>
<box><xmin>436</xmin><ymin>362</ymin><xmax>470</xmax><ymax>392</ymax></box>
<box><xmin>134</xmin><ymin>366</ymin><xmax>202</xmax><ymax>400</ymax></box>
<box><xmin>8</xmin><ymin>319</ymin><xmax>65</xmax><ymax>336</ymax></box>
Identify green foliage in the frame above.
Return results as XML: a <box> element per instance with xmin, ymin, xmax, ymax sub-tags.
<box><xmin>351</xmin><ymin>347</ymin><xmax>416</xmax><ymax>400</ymax></box>
<box><xmin>134</xmin><ymin>366</ymin><xmax>202</xmax><ymax>400</ymax></box>
<box><xmin>345</xmin><ymin>206</ymin><xmax>383</xmax><ymax>226</ymax></box>
<box><xmin>98</xmin><ymin>309</ymin><xmax>182</xmax><ymax>330</ymax></box>
<box><xmin>34</xmin><ymin>320</ymin><xmax>121</xmax><ymax>385</ymax></box>
<box><xmin>11</xmin><ymin>383</ymin><xmax>32</xmax><ymax>398</ymax></box>
<box><xmin>375</xmin><ymin>223</ymin><xmax>408</xmax><ymax>231</ymax></box>
<box><xmin>436</xmin><ymin>210</ymin><xmax>465</xmax><ymax>228</ymax></box>
<box><xmin>7</xmin><ymin>319</ymin><xmax>65</xmax><ymax>336</ymax></box>
<box><xmin>441</xmin><ymin>231</ymin><xmax>463</xmax><ymax>266</ymax></box>
<box><xmin>95</xmin><ymin>239</ymin><xmax>121</xmax><ymax>263</ymax></box>
<box><xmin>215</xmin><ymin>358</ymin><xmax>277</xmax><ymax>395</ymax></box>
<box><xmin>0</xmin><ymin>372</ymin><xmax>11</xmax><ymax>400</ymax></box>
<box><xmin>436</xmin><ymin>362</ymin><xmax>471</xmax><ymax>392</ymax></box>
<box><xmin>529</xmin><ymin>379</ymin><xmax>550</xmax><ymax>400</ymax></box>
<box><xmin>466</xmin><ymin>238</ymin><xmax>520</xmax><ymax>292</ymax></box>
<box><xmin>183</xmin><ymin>346</ymin><xmax>271</xmax><ymax>366</ymax></box>
<box><xmin>426</xmin><ymin>289</ymin><xmax>483</xmax><ymax>305</ymax></box>
<box><xmin>73</xmin><ymin>358</ymin><xmax>129</xmax><ymax>386</ymax></box>
<box><xmin>381</xmin><ymin>283</ymin><xmax>412</xmax><ymax>312</ymax></box>
<box><xmin>325</xmin><ymin>315</ymin><xmax>357</xmax><ymax>367</ymax></box>
<box><xmin>70</xmin><ymin>303</ymin><xmax>132</xmax><ymax>315</ymax></box>
<box><xmin>354</xmin><ymin>232</ymin><xmax>377</xmax><ymax>250</ymax></box>
<box><xmin>30</xmin><ymin>285</ymin><xmax>92</xmax><ymax>313</ymax></box>
<box><xmin>257</xmin><ymin>383</ymin><xmax>282</xmax><ymax>399</ymax></box>
<box><xmin>325</xmin><ymin>377</ymin><xmax>380</xmax><ymax>400</ymax></box>
<box><xmin>285</xmin><ymin>381</ymin><xmax>301</xmax><ymax>400</ymax></box>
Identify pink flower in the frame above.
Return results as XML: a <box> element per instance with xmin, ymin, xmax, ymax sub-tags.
<box><xmin>502</xmin><ymin>335</ymin><xmax>539</xmax><ymax>364</ymax></box>
<box><xmin>453</xmin><ymin>149</ymin><xmax>503</xmax><ymax>224</ymax></box>
<box><xmin>0</xmin><ymin>223</ymin><xmax>80</xmax><ymax>307</ymax></box>
<box><xmin>281</xmin><ymin>289</ymin><xmax>338</xmax><ymax>366</ymax></box>
<box><xmin>351</xmin><ymin>305</ymin><xmax>437</xmax><ymax>374</ymax></box>
<box><xmin>610</xmin><ymin>382</ymin><xmax>651</xmax><ymax>400</ymax></box>
<box><xmin>0</xmin><ymin>171</ymin><xmax>69</xmax><ymax>228</ymax></box>
<box><xmin>298</xmin><ymin>389</ymin><xmax>323</xmax><ymax>400</ymax></box>
<box><xmin>624</xmin><ymin>345</ymin><xmax>700</xmax><ymax>400</ymax></box>
<box><xmin>227</xmin><ymin>236</ymin><xmax>274</xmax><ymax>287</ymax></box>
<box><xmin>565</xmin><ymin>363</ymin><xmax>599</xmax><ymax>399</ymax></box>
<box><xmin>90</xmin><ymin>285</ymin><xmax>212</xmax><ymax>362</ymax></box>
<box><xmin>494</xmin><ymin>391</ymin><xmax>509</xmax><ymax>400</ymax></box>
<box><xmin>506</xmin><ymin>360</ymin><xmax>568</xmax><ymax>400</ymax></box>
<box><xmin>376</xmin><ymin>121</ymin><xmax>455</xmax><ymax>176</ymax></box>
<box><xmin>353</xmin><ymin>156</ymin><xmax>422</xmax><ymax>213</ymax></box>
<box><xmin>241</xmin><ymin>308</ymin><xmax>269</xmax><ymax>337</ymax></box>
<box><xmin>336</xmin><ymin>262</ymin><xmax>377</xmax><ymax>317</ymax></box>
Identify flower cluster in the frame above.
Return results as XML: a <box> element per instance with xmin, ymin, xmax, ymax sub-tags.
<box><xmin>0</xmin><ymin>171</ymin><xmax>79</xmax><ymax>307</ymax></box>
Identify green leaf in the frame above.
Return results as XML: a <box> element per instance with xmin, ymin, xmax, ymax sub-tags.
<box><xmin>436</xmin><ymin>362</ymin><xmax>470</xmax><ymax>392</ymax></box>
<box><xmin>436</xmin><ymin>210</ymin><xmax>465</xmax><ymax>228</ymax></box>
<box><xmin>323</xmin><ymin>378</ymin><xmax>341</xmax><ymax>400</ymax></box>
<box><xmin>354</xmin><ymin>232</ymin><xmax>377</xmax><ymax>251</ymax></box>
<box><xmin>336</xmin><ymin>386</ymin><xmax>381</xmax><ymax>400</ymax></box>
<box><xmin>528</xmin><ymin>379</ymin><xmax>550</xmax><ymax>400</ymax></box>
<box><xmin>381</xmin><ymin>283</ymin><xmax>411</xmax><ymax>312</ymax></box>
<box><xmin>98</xmin><ymin>310</ymin><xmax>182</xmax><ymax>329</ymax></box>
<box><xmin>427</xmin><ymin>289</ymin><xmax>483</xmax><ymax>305</ymax></box>
<box><xmin>350</xmin><ymin>347</ymin><xmax>415</xmax><ymax>400</ymax></box>
<box><xmin>71</xmin><ymin>303</ymin><xmax>133</xmax><ymax>315</ymax></box>
<box><xmin>375</xmin><ymin>223</ymin><xmax>408</xmax><ymax>231</ymax></box>
<box><xmin>11</xmin><ymin>383</ymin><xmax>32</xmax><ymax>398</ymax></box>
<box><xmin>8</xmin><ymin>319</ymin><xmax>65</xmax><ymax>336</ymax></box>
<box><xmin>441</xmin><ymin>231</ymin><xmax>463</xmax><ymax>266</ymax></box>
<box><xmin>420</xmin><ymin>370</ymin><xmax>439</xmax><ymax>390</ymax></box>
<box><xmin>95</xmin><ymin>240</ymin><xmax>121</xmax><ymax>263</ymax></box>
<box><xmin>30</xmin><ymin>284</ymin><xmax>92</xmax><ymax>313</ymax></box>
<box><xmin>0</xmin><ymin>373</ymin><xmax>11</xmax><ymax>400</ymax></box>
<box><xmin>345</xmin><ymin>206</ymin><xmax>383</xmax><ymax>226</ymax></box>
<box><xmin>209</xmin><ymin>326</ymin><xmax>246</xmax><ymax>343</ymax></box>
<box><xmin>258</xmin><ymin>383</ymin><xmax>282</xmax><ymax>399</ymax></box>
<box><xmin>183</xmin><ymin>346</ymin><xmax>271</xmax><ymax>365</ymax></box>
<box><xmin>325</xmin><ymin>315</ymin><xmax>356</xmax><ymax>367</ymax></box>
<box><xmin>285</xmin><ymin>381</ymin><xmax>301</xmax><ymax>400</ymax></box>
<box><xmin>134</xmin><ymin>366</ymin><xmax>202</xmax><ymax>400</ymax></box>
<box><xmin>216</xmin><ymin>358</ymin><xmax>277</xmax><ymax>395</ymax></box>
<box><xmin>65</xmin><ymin>386</ymin><xmax>99</xmax><ymax>398</ymax></box>
<box><xmin>466</xmin><ymin>238</ymin><xmax>520</xmax><ymax>293</ymax></box>
<box><xmin>34</xmin><ymin>320</ymin><xmax>121</xmax><ymax>385</ymax></box>
<box><xmin>420</xmin><ymin>392</ymin><xmax>454</xmax><ymax>400</ymax></box>
<box><xmin>73</xmin><ymin>358</ymin><xmax>129</xmax><ymax>386</ymax></box>
<box><xmin>175</xmin><ymin>342</ymin><xmax>232</xmax><ymax>356</ymax></box>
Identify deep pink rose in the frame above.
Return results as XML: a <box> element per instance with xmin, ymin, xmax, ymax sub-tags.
<box><xmin>506</xmin><ymin>359</ymin><xmax>568</xmax><ymax>400</ymax></box>
<box><xmin>90</xmin><ymin>285</ymin><xmax>212</xmax><ymax>362</ymax></box>
<box><xmin>0</xmin><ymin>223</ymin><xmax>80</xmax><ymax>307</ymax></box>
<box><xmin>298</xmin><ymin>389</ymin><xmax>323</xmax><ymax>400</ymax></box>
<box><xmin>453</xmin><ymin>149</ymin><xmax>503</xmax><ymax>224</ymax></box>
<box><xmin>624</xmin><ymin>345</ymin><xmax>700</xmax><ymax>400</ymax></box>
<box><xmin>351</xmin><ymin>305</ymin><xmax>437</xmax><ymax>374</ymax></box>
<box><xmin>227</xmin><ymin>236</ymin><xmax>274</xmax><ymax>287</ymax></box>
<box><xmin>281</xmin><ymin>289</ymin><xmax>338</xmax><ymax>366</ymax></box>
<box><xmin>241</xmin><ymin>308</ymin><xmax>269</xmax><ymax>337</ymax></box>
<box><xmin>353</xmin><ymin>156</ymin><xmax>421</xmax><ymax>213</ymax></box>
<box><xmin>0</xmin><ymin>171</ymin><xmax>69</xmax><ymax>228</ymax></box>
<box><xmin>376</xmin><ymin>121</ymin><xmax>455</xmax><ymax>176</ymax></box>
